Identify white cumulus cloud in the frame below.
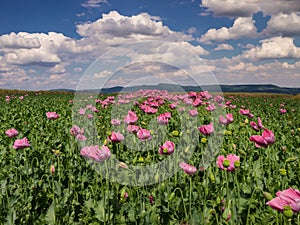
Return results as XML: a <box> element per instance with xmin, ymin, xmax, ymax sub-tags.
<box><xmin>76</xmin><ymin>11</ymin><xmax>193</xmax><ymax>42</ymax></box>
<box><xmin>199</xmin><ymin>17</ymin><xmax>257</xmax><ymax>43</ymax></box>
<box><xmin>0</xmin><ymin>32</ymin><xmax>41</xmax><ymax>49</ymax></box>
<box><xmin>214</xmin><ymin>43</ymin><xmax>234</xmax><ymax>50</ymax></box>
<box><xmin>243</xmin><ymin>36</ymin><xmax>300</xmax><ymax>60</ymax></box>
<box><xmin>264</xmin><ymin>12</ymin><xmax>300</xmax><ymax>37</ymax></box>
<box><xmin>81</xmin><ymin>0</ymin><xmax>108</xmax><ymax>8</ymax></box>
<box><xmin>200</xmin><ymin>0</ymin><xmax>260</xmax><ymax>17</ymax></box>
<box><xmin>200</xmin><ymin>0</ymin><xmax>300</xmax><ymax>17</ymax></box>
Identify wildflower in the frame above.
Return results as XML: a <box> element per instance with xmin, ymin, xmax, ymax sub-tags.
<box><xmin>149</xmin><ymin>195</ymin><xmax>155</xmax><ymax>205</ymax></box>
<box><xmin>13</xmin><ymin>137</ymin><xmax>30</xmax><ymax>149</ymax></box>
<box><xmin>179</xmin><ymin>162</ymin><xmax>197</xmax><ymax>175</ymax></box>
<box><xmin>109</xmin><ymin>131</ymin><xmax>124</xmax><ymax>142</ymax></box>
<box><xmin>87</xmin><ymin>114</ymin><xmax>93</xmax><ymax>119</ymax></box>
<box><xmin>189</xmin><ymin>109</ymin><xmax>198</xmax><ymax>117</ymax></box>
<box><xmin>79</xmin><ymin>108</ymin><xmax>86</xmax><ymax>115</ymax></box>
<box><xmin>46</xmin><ymin>112</ymin><xmax>60</xmax><ymax>120</ymax></box>
<box><xmin>70</xmin><ymin>126</ymin><xmax>84</xmax><ymax>137</ymax></box>
<box><xmin>111</xmin><ymin>119</ymin><xmax>121</xmax><ymax>125</ymax></box>
<box><xmin>137</xmin><ymin>129</ymin><xmax>152</xmax><ymax>141</ymax></box>
<box><xmin>50</xmin><ymin>165</ymin><xmax>55</xmax><ymax>175</ymax></box>
<box><xmin>266</xmin><ymin>187</ymin><xmax>300</xmax><ymax>215</ymax></box>
<box><xmin>279</xmin><ymin>109</ymin><xmax>287</xmax><ymax>114</ymax></box>
<box><xmin>80</xmin><ymin>145</ymin><xmax>111</xmax><ymax>162</ymax></box>
<box><xmin>216</xmin><ymin>154</ymin><xmax>240</xmax><ymax>172</ymax></box>
<box><xmin>250</xmin><ymin>117</ymin><xmax>264</xmax><ymax>131</ymax></box>
<box><xmin>158</xmin><ymin>141</ymin><xmax>175</xmax><ymax>155</ymax></box>
<box><xmin>124</xmin><ymin>110</ymin><xmax>138</xmax><ymax>124</ymax></box>
<box><xmin>249</xmin><ymin>129</ymin><xmax>275</xmax><ymax>148</ymax></box>
<box><xmin>219</xmin><ymin>114</ymin><xmax>234</xmax><ymax>125</ymax></box>
<box><xmin>76</xmin><ymin>134</ymin><xmax>87</xmax><ymax>141</ymax></box>
<box><xmin>5</xmin><ymin>128</ymin><xmax>18</xmax><ymax>138</ymax></box>
<box><xmin>126</xmin><ymin>125</ymin><xmax>139</xmax><ymax>134</ymax></box>
<box><xmin>199</xmin><ymin>123</ymin><xmax>214</xmax><ymax>136</ymax></box>
<box><xmin>157</xmin><ymin>113</ymin><xmax>169</xmax><ymax>125</ymax></box>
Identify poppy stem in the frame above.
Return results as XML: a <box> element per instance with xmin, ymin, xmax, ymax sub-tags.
<box><xmin>189</xmin><ymin>176</ymin><xmax>192</xmax><ymax>220</ymax></box>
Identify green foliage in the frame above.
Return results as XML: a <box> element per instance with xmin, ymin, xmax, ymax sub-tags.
<box><xmin>0</xmin><ymin>91</ymin><xmax>299</xmax><ymax>224</ymax></box>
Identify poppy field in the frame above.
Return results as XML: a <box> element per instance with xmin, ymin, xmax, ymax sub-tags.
<box><xmin>0</xmin><ymin>89</ymin><xmax>300</xmax><ymax>225</ymax></box>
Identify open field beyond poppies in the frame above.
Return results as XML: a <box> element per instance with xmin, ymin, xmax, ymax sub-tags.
<box><xmin>0</xmin><ymin>90</ymin><xmax>299</xmax><ymax>225</ymax></box>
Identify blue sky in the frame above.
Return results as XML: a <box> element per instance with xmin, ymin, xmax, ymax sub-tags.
<box><xmin>0</xmin><ymin>0</ymin><xmax>300</xmax><ymax>90</ymax></box>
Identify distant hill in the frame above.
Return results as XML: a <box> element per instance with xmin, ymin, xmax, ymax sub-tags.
<box><xmin>50</xmin><ymin>84</ymin><xmax>300</xmax><ymax>95</ymax></box>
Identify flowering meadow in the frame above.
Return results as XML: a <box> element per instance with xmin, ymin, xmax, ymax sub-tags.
<box><xmin>0</xmin><ymin>90</ymin><xmax>300</xmax><ymax>225</ymax></box>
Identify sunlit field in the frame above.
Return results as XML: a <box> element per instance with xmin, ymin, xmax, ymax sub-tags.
<box><xmin>0</xmin><ymin>90</ymin><xmax>299</xmax><ymax>225</ymax></box>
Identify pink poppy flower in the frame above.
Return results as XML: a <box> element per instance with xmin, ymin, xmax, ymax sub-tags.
<box><xmin>76</xmin><ymin>134</ymin><xmax>87</xmax><ymax>141</ymax></box>
<box><xmin>144</xmin><ymin>106</ymin><xmax>158</xmax><ymax>114</ymax></box>
<box><xmin>137</xmin><ymin>128</ymin><xmax>152</xmax><ymax>141</ymax></box>
<box><xmin>262</xmin><ymin>129</ymin><xmax>275</xmax><ymax>145</ymax></box>
<box><xmin>199</xmin><ymin>123</ymin><xmax>214</xmax><ymax>136</ymax></box>
<box><xmin>193</xmin><ymin>98</ymin><xmax>203</xmax><ymax>107</ymax></box>
<box><xmin>250</xmin><ymin>117</ymin><xmax>264</xmax><ymax>131</ymax></box>
<box><xmin>214</xmin><ymin>95</ymin><xmax>224</xmax><ymax>103</ymax></box>
<box><xmin>91</xmin><ymin>107</ymin><xmax>99</xmax><ymax>113</ymax></box>
<box><xmin>219</xmin><ymin>114</ymin><xmax>234</xmax><ymax>125</ymax></box>
<box><xmin>79</xmin><ymin>108</ymin><xmax>86</xmax><ymax>115</ymax></box>
<box><xmin>157</xmin><ymin>113</ymin><xmax>169</xmax><ymax>125</ymax></box>
<box><xmin>249</xmin><ymin>129</ymin><xmax>275</xmax><ymax>148</ymax></box>
<box><xmin>6</xmin><ymin>128</ymin><xmax>19</xmax><ymax>138</ymax></box>
<box><xmin>216</xmin><ymin>154</ymin><xmax>240</xmax><ymax>172</ymax></box>
<box><xmin>46</xmin><ymin>112</ymin><xmax>60</xmax><ymax>120</ymax></box>
<box><xmin>158</xmin><ymin>141</ymin><xmax>175</xmax><ymax>155</ymax></box>
<box><xmin>124</xmin><ymin>110</ymin><xmax>138</xmax><ymax>124</ymax></box>
<box><xmin>87</xmin><ymin>114</ymin><xmax>93</xmax><ymax>119</ymax></box>
<box><xmin>163</xmin><ymin>112</ymin><xmax>171</xmax><ymax>118</ymax></box>
<box><xmin>126</xmin><ymin>125</ymin><xmax>140</xmax><ymax>134</ymax></box>
<box><xmin>80</xmin><ymin>145</ymin><xmax>111</xmax><ymax>162</ymax></box>
<box><xmin>279</xmin><ymin>109</ymin><xmax>287</xmax><ymax>114</ymax></box>
<box><xmin>188</xmin><ymin>91</ymin><xmax>197</xmax><ymax>98</ymax></box>
<box><xmin>200</xmin><ymin>91</ymin><xmax>212</xmax><ymax>100</ymax></box>
<box><xmin>206</xmin><ymin>104</ymin><xmax>216</xmax><ymax>111</ymax></box>
<box><xmin>248</xmin><ymin>113</ymin><xmax>254</xmax><ymax>118</ymax></box>
<box><xmin>169</xmin><ymin>102</ymin><xmax>178</xmax><ymax>109</ymax></box>
<box><xmin>179</xmin><ymin>162</ymin><xmax>197</xmax><ymax>175</ymax></box>
<box><xmin>149</xmin><ymin>195</ymin><xmax>155</xmax><ymax>205</ymax></box>
<box><xmin>239</xmin><ymin>109</ymin><xmax>250</xmax><ymax>115</ymax></box>
<box><xmin>267</xmin><ymin>188</ymin><xmax>300</xmax><ymax>213</ymax></box>
<box><xmin>109</xmin><ymin>131</ymin><xmax>124</xmax><ymax>142</ymax></box>
<box><xmin>225</xmin><ymin>100</ymin><xmax>231</xmax><ymax>106</ymax></box>
<box><xmin>111</xmin><ymin>119</ymin><xmax>121</xmax><ymax>125</ymax></box>
<box><xmin>13</xmin><ymin>137</ymin><xmax>30</xmax><ymax>149</ymax></box>
<box><xmin>86</xmin><ymin>104</ymin><xmax>93</xmax><ymax>109</ymax></box>
<box><xmin>189</xmin><ymin>109</ymin><xmax>198</xmax><ymax>117</ymax></box>
<box><xmin>178</xmin><ymin>107</ymin><xmax>185</xmax><ymax>112</ymax></box>
<box><xmin>70</xmin><ymin>126</ymin><xmax>84</xmax><ymax>137</ymax></box>
<box><xmin>50</xmin><ymin>165</ymin><xmax>55</xmax><ymax>175</ymax></box>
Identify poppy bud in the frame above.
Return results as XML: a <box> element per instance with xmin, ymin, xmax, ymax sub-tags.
<box><xmin>201</xmin><ymin>137</ymin><xmax>207</xmax><ymax>143</ymax></box>
<box><xmin>209</xmin><ymin>172</ymin><xmax>215</xmax><ymax>183</ymax></box>
<box><xmin>279</xmin><ymin>168</ymin><xmax>287</xmax><ymax>176</ymax></box>
<box><xmin>223</xmin><ymin>159</ymin><xmax>230</xmax><ymax>167</ymax></box>
<box><xmin>171</xmin><ymin>130</ymin><xmax>179</xmax><ymax>137</ymax></box>
<box><xmin>50</xmin><ymin>165</ymin><xmax>55</xmax><ymax>175</ymax></box>
<box><xmin>263</xmin><ymin>192</ymin><xmax>273</xmax><ymax>201</ymax></box>
<box><xmin>168</xmin><ymin>192</ymin><xmax>175</xmax><ymax>202</ymax></box>
<box><xmin>234</xmin><ymin>160</ymin><xmax>240</xmax><ymax>168</ymax></box>
<box><xmin>285</xmin><ymin>157</ymin><xmax>298</xmax><ymax>163</ymax></box>
<box><xmin>283</xmin><ymin>206</ymin><xmax>293</xmax><ymax>218</ymax></box>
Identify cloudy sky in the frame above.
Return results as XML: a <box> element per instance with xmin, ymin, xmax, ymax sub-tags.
<box><xmin>0</xmin><ymin>0</ymin><xmax>300</xmax><ymax>90</ymax></box>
